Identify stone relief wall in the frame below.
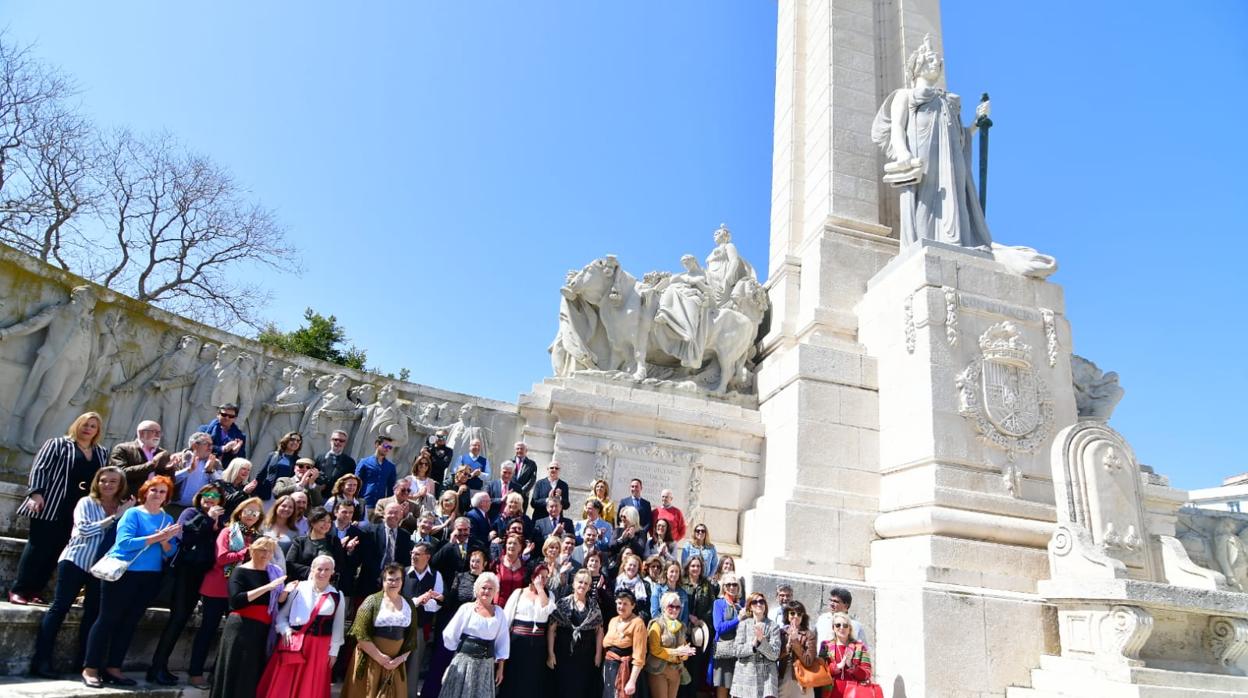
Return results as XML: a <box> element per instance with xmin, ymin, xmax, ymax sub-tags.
<box><xmin>0</xmin><ymin>243</ymin><xmax>520</xmax><ymax>481</ymax></box>
<box><xmin>1178</xmin><ymin>508</ymin><xmax>1248</xmax><ymax>594</ymax></box>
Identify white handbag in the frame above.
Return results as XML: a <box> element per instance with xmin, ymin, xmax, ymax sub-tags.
<box><xmin>89</xmin><ymin>542</ymin><xmax>153</xmax><ymax>581</ymax></box>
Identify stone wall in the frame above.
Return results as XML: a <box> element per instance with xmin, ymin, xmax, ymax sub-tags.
<box><xmin>0</xmin><ymin>242</ymin><xmax>520</xmax><ymax>485</ymax></box>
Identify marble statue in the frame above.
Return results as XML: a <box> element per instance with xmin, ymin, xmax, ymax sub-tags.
<box><xmin>443</xmin><ymin>402</ymin><xmax>493</xmax><ymax>462</ymax></box>
<box><xmin>991</xmin><ymin>243</ymin><xmax>1059</xmax><ymax>280</ymax></box>
<box><xmin>119</xmin><ymin>334</ymin><xmax>203</xmax><ymax>439</ymax></box>
<box><xmin>872</xmin><ymin>34</ymin><xmax>992</xmax><ymax>250</ymax></box>
<box><xmin>255</xmin><ymin>366</ymin><xmax>315</xmax><ymax>452</ymax></box>
<box><xmin>1212</xmin><ymin>518</ymin><xmax>1248</xmax><ymax>592</ymax></box>
<box><xmin>551</xmin><ymin>227</ymin><xmax>769</xmax><ymax>394</ymax></box>
<box><xmin>302</xmin><ymin>373</ymin><xmax>356</xmax><ymax>446</ymax></box>
<box><xmin>182</xmin><ymin>342</ymin><xmax>223</xmax><ymax>438</ymax></box>
<box><xmin>1071</xmin><ymin>355</ymin><xmax>1124</xmax><ymax>421</ymax></box>
<box><xmin>0</xmin><ymin>286</ymin><xmax>100</xmax><ymax>451</ymax></box>
<box><xmin>359</xmin><ymin>384</ymin><xmax>413</xmax><ymax>454</ymax></box>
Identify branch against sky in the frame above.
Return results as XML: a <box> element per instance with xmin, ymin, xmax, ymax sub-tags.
<box><xmin>0</xmin><ymin>35</ymin><xmax>300</xmax><ymax>331</ymax></box>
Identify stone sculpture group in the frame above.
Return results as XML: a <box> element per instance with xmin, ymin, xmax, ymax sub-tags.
<box><xmin>550</xmin><ymin>224</ymin><xmax>769</xmax><ymax>394</ymax></box>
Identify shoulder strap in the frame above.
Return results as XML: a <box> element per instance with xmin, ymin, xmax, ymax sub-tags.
<box><xmin>293</xmin><ymin>590</ymin><xmax>332</xmax><ymax>638</ymax></box>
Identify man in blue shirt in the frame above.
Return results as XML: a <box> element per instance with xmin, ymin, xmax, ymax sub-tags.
<box><xmin>356</xmin><ymin>436</ymin><xmax>397</xmax><ymax>508</ymax></box>
<box><xmin>196</xmin><ymin>402</ymin><xmax>246</xmax><ymax>468</ymax></box>
<box><xmin>454</xmin><ymin>438</ymin><xmax>489</xmax><ymax>493</ymax></box>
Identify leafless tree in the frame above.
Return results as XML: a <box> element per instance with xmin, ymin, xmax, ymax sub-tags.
<box><xmin>0</xmin><ymin>36</ymin><xmax>299</xmax><ymax>330</ymax></box>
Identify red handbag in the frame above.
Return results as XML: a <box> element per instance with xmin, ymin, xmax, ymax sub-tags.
<box><xmin>276</xmin><ymin>591</ymin><xmax>332</xmax><ymax>662</ymax></box>
<box><xmin>834</xmin><ymin>679</ymin><xmax>885</xmax><ymax>698</ymax></box>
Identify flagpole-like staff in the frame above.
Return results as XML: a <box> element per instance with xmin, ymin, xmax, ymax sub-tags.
<box><xmin>975</xmin><ymin>93</ymin><xmax>993</xmax><ymax>214</ymax></box>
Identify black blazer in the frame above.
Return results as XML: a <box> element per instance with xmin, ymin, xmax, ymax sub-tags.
<box><xmin>316</xmin><ymin>451</ymin><xmax>357</xmax><ymax>499</ymax></box>
<box><xmin>466</xmin><ymin>508</ymin><xmax>492</xmax><ymax>548</ymax></box>
<box><xmin>533</xmin><ymin>515</ymin><xmax>575</xmax><ymax>545</ymax></box>
<box><xmin>509</xmin><ymin>457</ymin><xmax>538</xmax><ymax>499</ymax></box>
<box><xmin>531</xmin><ymin>478</ymin><xmax>570</xmax><ymax>521</ymax></box>
<box><xmin>617</xmin><ymin>496</ymin><xmax>653</xmax><ymax>531</ymax></box>
<box><xmin>286</xmin><ymin>533</ymin><xmax>346</xmax><ymax>582</ymax></box>
<box><xmin>360</xmin><ymin>524</ymin><xmax>412</xmax><ymax>595</ymax></box>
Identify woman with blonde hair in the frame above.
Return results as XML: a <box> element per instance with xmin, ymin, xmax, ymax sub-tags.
<box><xmin>12</xmin><ymin>411</ymin><xmax>107</xmax><ymax>606</ymax></box>
<box><xmin>210</xmin><ymin>536</ymin><xmax>292</xmax><ymax>698</ymax></box>
<box><xmin>586</xmin><ymin>479</ymin><xmax>616</xmax><ymax>526</ymax></box>
<box><xmin>441</xmin><ymin>571</ymin><xmax>511</xmax><ymax>698</ymax></box>
<box><xmin>431</xmin><ymin>488</ymin><xmax>460</xmax><ymax>539</ymax></box>
<box><xmin>708</xmin><ymin>573</ymin><xmax>744</xmax><ymax>698</ymax></box>
<box><xmin>646</xmin><ymin>590</ymin><xmax>697</xmax><ymax>698</ymax></box>
<box><xmin>818</xmin><ymin>611</ymin><xmax>872</xmax><ymax>687</ymax></box>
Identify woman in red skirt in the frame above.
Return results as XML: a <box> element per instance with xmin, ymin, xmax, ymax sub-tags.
<box><xmin>258</xmin><ymin>554</ymin><xmax>345</xmax><ymax>698</ymax></box>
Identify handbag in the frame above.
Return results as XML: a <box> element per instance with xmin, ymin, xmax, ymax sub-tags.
<box><xmin>89</xmin><ymin>512</ymin><xmax>171</xmax><ymax>581</ymax></box>
<box><xmin>276</xmin><ymin>590</ymin><xmax>332</xmax><ymax>662</ymax></box>
<box><xmin>835</xmin><ymin>679</ymin><xmax>884</xmax><ymax>698</ymax></box>
<box><xmin>793</xmin><ymin>658</ymin><xmax>834</xmax><ymax>689</ymax></box>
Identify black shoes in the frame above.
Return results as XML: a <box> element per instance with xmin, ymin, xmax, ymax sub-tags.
<box><xmin>101</xmin><ymin>672</ymin><xmax>138</xmax><ymax>687</ymax></box>
<box><xmin>147</xmin><ymin>668</ymin><xmax>181</xmax><ymax>686</ymax></box>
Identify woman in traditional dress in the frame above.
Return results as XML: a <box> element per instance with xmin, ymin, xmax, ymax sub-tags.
<box><xmin>777</xmin><ymin>601</ymin><xmax>817</xmax><ymax>698</ymax></box>
<box><xmin>259</xmin><ymin>554</ymin><xmax>346</xmax><ymax>698</ymax></box>
<box><xmin>342</xmin><ymin>563</ymin><xmax>419</xmax><ymax>698</ymax></box>
<box><xmin>818</xmin><ymin>611</ymin><xmax>872</xmax><ymax>689</ymax></box>
<box><xmin>209</xmin><ymin>537</ymin><xmax>291</xmax><ymax>698</ymax></box>
<box><xmin>548</xmin><ymin>568</ymin><xmax>604</xmax><ymax>698</ymax></box>
<box><xmin>708</xmin><ymin>573</ymin><xmax>744</xmax><ymax>698</ymax></box>
<box><xmin>724</xmin><ymin>592</ymin><xmax>780</xmax><ymax>698</ymax></box>
<box><xmin>29</xmin><ymin>466</ymin><xmax>129</xmax><ymax>679</ymax></box>
<box><xmin>646</xmin><ymin>590</ymin><xmax>697</xmax><ymax>698</ymax></box>
<box><xmin>601</xmin><ymin>589</ymin><xmax>647</xmax><ymax>698</ymax></box>
<box><xmin>441</xmin><ymin>571</ymin><xmax>510</xmax><ymax>698</ymax></box>
<box><xmin>423</xmin><ymin>548</ymin><xmax>488</xmax><ymax>698</ymax></box>
<box><xmin>188</xmin><ymin>496</ymin><xmax>263</xmax><ymax>689</ymax></box>
<box><xmin>500</xmin><ymin>562</ymin><xmax>555</xmax><ymax>698</ymax></box>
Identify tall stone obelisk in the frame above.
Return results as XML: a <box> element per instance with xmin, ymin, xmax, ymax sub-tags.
<box><xmin>744</xmin><ymin>0</ymin><xmax>944</xmax><ymax>579</ymax></box>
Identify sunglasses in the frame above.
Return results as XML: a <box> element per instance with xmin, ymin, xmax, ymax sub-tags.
<box><xmin>381</xmin><ymin>444</ymin><xmax>394</xmax><ymax>450</ymax></box>
<box><xmin>331</xmin><ymin>438</ymin><xmax>346</xmax><ymax>443</ymax></box>
<box><xmin>833</xmin><ymin>623</ymin><xmax>850</xmax><ymax>629</ymax></box>
<box><xmin>751</xmin><ymin>599</ymin><xmax>766</xmax><ymax>605</ymax></box>
<box><xmin>201</xmin><ymin>494</ymin><xmax>221</xmax><ymax>501</ymax></box>
<box><xmin>666</xmin><ymin>604</ymin><xmax>683</xmax><ymax>610</ymax></box>
<box><xmin>219</xmin><ymin>413</ymin><xmax>237</xmax><ymax>419</ymax></box>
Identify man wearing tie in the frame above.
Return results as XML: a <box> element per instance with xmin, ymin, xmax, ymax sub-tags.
<box><xmin>316</xmin><ymin>430</ymin><xmax>356</xmax><ymax>500</ymax></box>
<box><xmin>509</xmin><ymin>442</ymin><xmax>538</xmax><ymax>503</ymax></box>
<box><xmin>486</xmin><ymin>461</ymin><xmax>521</xmax><ymax>519</ymax></box>
<box><xmin>617</xmin><ymin>477</ymin><xmax>653</xmax><ymax>532</ymax></box>
<box><xmin>531</xmin><ymin>461</ymin><xmax>570</xmax><ymax>522</ymax></box>
<box><xmin>431</xmin><ymin>516</ymin><xmax>473</xmax><ymax>583</ymax></box>
<box><xmin>364</xmin><ymin>501</ymin><xmax>413</xmax><ymax>596</ymax></box>
<box><xmin>465</xmin><ymin>491</ymin><xmax>493</xmax><ymax>549</ymax></box>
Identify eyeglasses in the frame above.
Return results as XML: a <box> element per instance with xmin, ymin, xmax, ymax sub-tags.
<box><xmin>219</xmin><ymin>412</ymin><xmax>237</xmax><ymax>419</ymax></box>
<box><xmin>750</xmin><ymin>599</ymin><xmax>766</xmax><ymax>606</ymax></box>
<box><xmin>666</xmin><ymin>604</ymin><xmax>683</xmax><ymax>610</ymax></box>
<box><xmin>381</xmin><ymin>444</ymin><xmax>394</xmax><ymax>450</ymax></box>
<box><xmin>833</xmin><ymin>623</ymin><xmax>850</xmax><ymax>629</ymax></box>
<box><xmin>331</xmin><ymin>438</ymin><xmax>346</xmax><ymax>443</ymax></box>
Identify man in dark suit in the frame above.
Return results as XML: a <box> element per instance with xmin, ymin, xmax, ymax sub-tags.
<box><xmin>465</xmin><ymin>491</ymin><xmax>493</xmax><ymax>549</ymax></box>
<box><xmin>411</xmin><ymin>512</ymin><xmax>442</xmax><ymax>551</ymax></box>
<box><xmin>316</xmin><ymin>430</ymin><xmax>357</xmax><ymax>500</ymax></box>
<box><xmin>508</xmin><ymin>442</ymin><xmax>539</xmax><ymax>503</ymax></box>
<box><xmin>486</xmin><ymin>461</ymin><xmax>523</xmax><ymax>519</ymax></box>
<box><xmin>108</xmin><ymin>420</ymin><xmax>173</xmax><ymax>494</ymax></box>
<box><xmin>329</xmin><ymin>500</ymin><xmax>367</xmax><ymax>598</ymax></box>
<box><xmin>533</xmin><ymin>495</ymin><xmax>575</xmax><ymax>545</ymax></box>
<box><xmin>617</xmin><ymin>477</ymin><xmax>654</xmax><ymax>532</ymax></box>
<box><xmin>431</xmin><ymin>515</ymin><xmax>473</xmax><ymax>583</ymax></box>
<box><xmin>530</xmin><ymin>461</ymin><xmax>570</xmax><ymax>522</ymax></box>
<box><xmin>361</xmin><ymin>501</ymin><xmax>413</xmax><ymax>596</ymax></box>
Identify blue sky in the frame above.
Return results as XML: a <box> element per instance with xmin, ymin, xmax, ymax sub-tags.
<box><xmin>4</xmin><ymin>2</ymin><xmax>1245</xmax><ymax>490</ymax></box>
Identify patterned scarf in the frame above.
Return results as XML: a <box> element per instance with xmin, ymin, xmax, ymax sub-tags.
<box><xmin>552</xmin><ymin>592</ymin><xmax>602</xmax><ymax>646</ymax></box>
<box><xmin>223</xmin><ymin>521</ymin><xmax>259</xmax><ymax>578</ymax></box>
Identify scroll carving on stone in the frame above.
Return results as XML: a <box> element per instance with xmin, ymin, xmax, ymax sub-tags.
<box><xmin>1205</xmin><ymin>616</ymin><xmax>1248</xmax><ymax>670</ymax></box>
<box><xmin>1072</xmin><ymin>354</ymin><xmax>1124</xmax><ymax>421</ymax></box>
<box><xmin>956</xmin><ymin>321</ymin><xmax>1054</xmax><ymax>460</ymax></box>
<box><xmin>550</xmin><ymin>224</ymin><xmax>769</xmax><ymax>394</ymax></box>
<box><xmin>1040</xmin><ymin>308</ymin><xmax>1057</xmax><ymax>367</ymax></box>
<box><xmin>1100</xmin><ymin>605</ymin><xmax>1153</xmax><ymax>664</ymax></box>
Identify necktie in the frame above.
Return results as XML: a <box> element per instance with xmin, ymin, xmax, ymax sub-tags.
<box><xmin>385</xmin><ymin>528</ymin><xmax>395</xmax><ymax>565</ymax></box>
<box><xmin>502</xmin><ymin>481</ymin><xmax>509</xmax><ymax>497</ymax></box>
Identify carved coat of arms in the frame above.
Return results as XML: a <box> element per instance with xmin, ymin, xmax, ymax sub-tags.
<box><xmin>957</xmin><ymin>322</ymin><xmax>1054</xmax><ymax>459</ymax></box>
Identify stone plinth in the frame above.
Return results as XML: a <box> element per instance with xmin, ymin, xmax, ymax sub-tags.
<box><xmin>518</xmin><ymin>376</ymin><xmax>764</xmax><ymax>554</ymax></box>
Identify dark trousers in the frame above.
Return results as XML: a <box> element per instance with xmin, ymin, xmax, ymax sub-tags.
<box><xmin>83</xmin><ymin>570</ymin><xmax>163</xmax><ymax>670</ymax></box>
<box><xmin>31</xmin><ymin>560</ymin><xmax>101</xmax><ymax>670</ymax></box>
<box><xmin>189</xmin><ymin>596</ymin><xmax>229</xmax><ymax>677</ymax></box>
<box><xmin>14</xmin><ymin>516</ymin><xmax>74</xmax><ymax>596</ymax></box>
<box><xmin>150</xmin><ymin>564</ymin><xmax>209</xmax><ymax>672</ymax></box>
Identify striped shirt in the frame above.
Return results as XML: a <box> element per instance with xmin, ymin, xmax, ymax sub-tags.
<box><xmin>57</xmin><ymin>497</ymin><xmax>119</xmax><ymax>571</ymax></box>
<box><xmin>18</xmin><ymin>437</ymin><xmax>107</xmax><ymax>522</ymax></box>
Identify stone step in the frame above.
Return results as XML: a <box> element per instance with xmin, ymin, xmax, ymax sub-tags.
<box><xmin>0</xmin><ymin>672</ymin><xmax>186</xmax><ymax>697</ymax></box>
<box><xmin>1036</xmin><ymin>654</ymin><xmax>1248</xmax><ymax>694</ymax></box>
<box><xmin>0</xmin><ymin>601</ymin><xmax>206</xmax><ymax>676</ymax></box>
<box><xmin>1027</xmin><ymin>666</ymin><xmax>1248</xmax><ymax>698</ymax></box>
<box><xmin>0</xmin><ymin>535</ymin><xmax>25</xmax><ymax>596</ymax></box>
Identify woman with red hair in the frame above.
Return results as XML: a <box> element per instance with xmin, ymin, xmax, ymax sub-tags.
<box><xmin>80</xmin><ymin>475</ymin><xmax>181</xmax><ymax>688</ymax></box>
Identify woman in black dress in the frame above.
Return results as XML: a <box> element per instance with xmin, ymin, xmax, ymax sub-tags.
<box><xmin>286</xmin><ymin>507</ymin><xmax>346</xmax><ymax>581</ymax></box>
<box><xmin>210</xmin><ymin>537</ymin><xmax>292</xmax><ymax>698</ymax></box>
<box><xmin>548</xmin><ymin>569</ymin><xmax>604</xmax><ymax>698</ymax></box>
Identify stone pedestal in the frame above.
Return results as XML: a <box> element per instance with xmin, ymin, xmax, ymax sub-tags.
<box><xmin>857</xmin><ymin>240</ymin><xmax>1079</xmax><ymax>695</ymax></box>
<box><xmin>518</xmin><ymin>376</ymin><xmax>764</xmax><ymax>553</ymax></box>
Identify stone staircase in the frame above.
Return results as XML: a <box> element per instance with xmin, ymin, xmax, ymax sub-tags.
<box><xmin>1008</xmin><ymin>653</ymin><xmax>1248</xmax><ymax>697</ymax></box>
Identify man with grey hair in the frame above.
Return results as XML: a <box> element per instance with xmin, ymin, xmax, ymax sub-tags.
<box><xmin>466</xmin><ymin>491</ymin><xmax>493</xmax><ymax>548</ymax></box>
<box><xmin>170</xmin><ymin>432</ymin><xmax>222</xmax><ymax>516</ymax></box>
<box><xmin>509</xmin><ymin>441</ymin><xmax>538</xmax><ymax>502</ymax></box>
<box><xmin>316</xmin><ymin>429</ymin><xmax>356</xmax><ymax>499</ymax></box>
<box><xmin>109</xmin><ymin>420</ymin><xmax>173</xmax><ymax>494</ymax></box>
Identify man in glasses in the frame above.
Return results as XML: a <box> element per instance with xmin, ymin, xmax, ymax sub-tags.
<box><xmin>274</xmin><ymin>457</ymin><xmax>325</xmax><ymax>508</ymax></box>
<box><xmin>355</xmin><ymin>435</ymin><xmax>398</xmax><ymax>508</ymax></box>
<box><xmin>530</xmin><ymin>460</ymin><xmax>569</xmax><ymax>522</ymax></box>
<box><xmin>814</xmin><ymin>587</ymin><xmax>870</xmax><ymax>650</ymax></box>
<box><xmin>315</xmin><ymin>429</ymin><xmax>356</xmax><ymax>500</ymax></box>
<box><xmin>372</xmin><ymin>480</ymin><xmax>420</xmax><ymax>532</ymax></box>
<box><xmin>427</xmin><ymin>430</ymin><xmax>453</xmax><ymax>494</ymax></box>
<box><xmin>109</xmin><ymin>420</ymin><xmax>174</xmax><ymax>494</ymax></box>
<box><xmin>196</xmin><ymin>402</ymin><xmax>247</xmax><ymax>468</ymax></box>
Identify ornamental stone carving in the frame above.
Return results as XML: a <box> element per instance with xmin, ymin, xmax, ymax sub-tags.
<box><xmin>550</xmin><ymin>224</ymin><xmax>768</xmax><ymax>394</ymax></box>
<box><xmin>1101</xmin><ymin>605</ymin><xmax>1154</xmax><ymax>665</ymax></box>
<box><xmin>956</xmin><ymin>321</ymin><xmax>1054</xmax><ymax>460</ymax></box>
<box><xmin>1205</xmin><ymin>616</ymin><xmax>1248</xmax><ymax>671</ymax></box>
<box><xmin>1072</xmin><ymin>354</ymin><xmax>1124</xmax><ymax>421</ymax></box>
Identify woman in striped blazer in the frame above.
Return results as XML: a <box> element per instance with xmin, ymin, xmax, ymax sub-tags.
<box><xmin>11</xmin><ymin>411</ymin><xmax>108</xmax><ymax>605</ymax></box>
<box><xmin>27</xmin><ymin>465</ymin><xmax>132</xmax><ymax>678</ymax></box>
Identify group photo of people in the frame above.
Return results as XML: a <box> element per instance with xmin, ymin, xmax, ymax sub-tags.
<box><xmin>9</xmin><ymin>405</ymin><xmax>875</xmax><ymax>698</ymax></box>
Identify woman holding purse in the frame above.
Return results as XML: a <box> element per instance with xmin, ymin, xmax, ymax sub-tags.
<box><xmin>258</xmin><ymin>554</ymin><xmax>346</xmax><ymax>698</ymax></box>
<box><xmin>819</xmin><ymin>611</ymin><xmax>873</xmax><ymax>697</ymax></box>
<box><xmin>778</xmin><ymin>601</ymin><xmax>818</xmax><ymax>698</ymax></box>
<box><xmin>81</xmin><ymin>475</ymin><xmax>181</xmax><ymax>688</ymax></box>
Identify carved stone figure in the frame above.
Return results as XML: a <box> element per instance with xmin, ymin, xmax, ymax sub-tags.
<box><xmin>360</xmin><ymin>384</ymin><xmax>412</xmax><ymax>454</ymax></box>
<box><xmin>1212</xmin><ymin>518</ymin><xmax>1248</xmax><ymax>592</ymax></box>
<box><xmin>0</xmin><ymin>286</ymin><xmax>100</xmax><ymax>451</ymax></box>
<box><xmin>254</xmin><ymin>367</ymin><xmax>315</xmax><ymax>453</ymax></box>
<box><xmin>302</xmin><ymin>373</ymin><xmax>355</xmax><ymax>446</ymax></box>
<box><xmin>1072</xmin><ymin>355</ymin><xmax>1124</xmax><ymax>421</ymax></box>
<box><xmin>119</xmin><ymin>334</ymin><xmax>203</xmax><ymax>439</ymax></box>
<box><xmin>872</xmin><ymin>34</ymin><xmax>992</xmax><ymax>249</ymax></box>
<box><xmin>991</xmin><ymin>243</ymin><xmax>1059</xmax><ymax>280</ymax></box>
<box><xmin>653</xmin><ymin>255</ymin><xmax>713</xmax><ymax>369</ymax></box>
<box><xmin>704</xmin><ymin>224</ymin><xmax>756</xmax><ymax>305</ymax></box>
<box><xmin>443</xmin><ymin>402</ymin><xmax>493</xmax><ymax>463</ymax></box>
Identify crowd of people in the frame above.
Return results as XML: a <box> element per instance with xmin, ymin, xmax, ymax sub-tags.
<box><xmin>10</xmin><ymin>405</ymin><xmax>874</xmax><ymax>698</ymax></box>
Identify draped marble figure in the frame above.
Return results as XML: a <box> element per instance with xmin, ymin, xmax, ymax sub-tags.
<box><xmin>872</xmin><ymin>35</ymin><xmax>992</xmax><ymax>249</ymax></box>
<box><xmin>653</xmin><ymin>255</ymin><xmax>713</xmax><ymax>369</ymax></box>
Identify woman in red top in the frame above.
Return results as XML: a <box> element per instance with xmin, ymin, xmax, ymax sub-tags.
<box><xmin>495</xmin><ymin>532</ymin><xmax>528</xmax><ymax>605</ymax></box>
<box><xmin>187</xmin><ymin>497</ymin><xmax>263</xmax><ymax>689</ymax></box>
<box><xmin>820</xmin><ymin>610</ymin><xmax>872</xmax><ymax>692</ymax></box>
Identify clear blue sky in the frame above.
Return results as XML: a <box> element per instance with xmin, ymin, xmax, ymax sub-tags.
<box><xmin>5</xmin><ymin>2</ymin><xmax>1245</xmax><ymax>490</ymax></box>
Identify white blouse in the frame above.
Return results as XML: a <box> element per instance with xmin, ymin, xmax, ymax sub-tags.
<box><xmin>276</xmin><ymin>581</ymin><xmax>345</xmax><ymax>657</ymax></box>
<box><xmin>504</xmin><ymin>589</ymin><xmax>556</xmax><ymax>625</ymax></box>
<box><xmin>375</xmin><ymin>596</ymin><xmax>413</xmax><ymax>628</ymax></box>
<box><xmin>442</xmin><ymin>604</ymin><xmax>511</xmax><ymax>659</ymax></box>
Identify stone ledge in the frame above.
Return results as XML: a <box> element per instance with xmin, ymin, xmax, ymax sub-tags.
<box><xmin>1038</xmin><ymin>579</ymin><xmax>1248</xmax><ymax>617</ymax></box>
